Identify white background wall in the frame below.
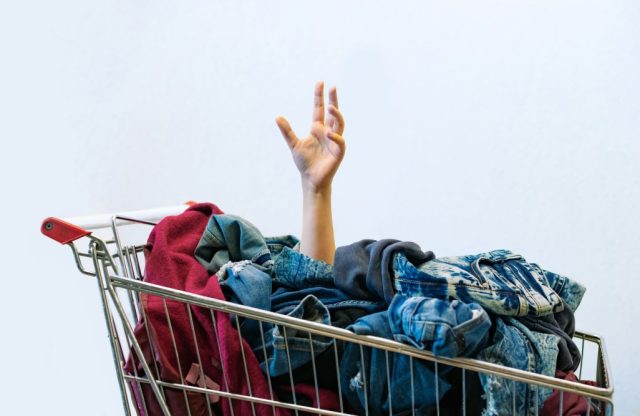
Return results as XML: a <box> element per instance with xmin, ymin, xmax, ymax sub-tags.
<box><xmin>1</xmin><ymin>0</ymin><xmax>638</xmax><ymax>414</ymax></box>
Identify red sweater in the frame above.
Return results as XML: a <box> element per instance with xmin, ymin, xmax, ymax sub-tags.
<box><xmin>125</xmin><ymin>203</ymin><xmax>288</xmax><ymax>415</ymax></box>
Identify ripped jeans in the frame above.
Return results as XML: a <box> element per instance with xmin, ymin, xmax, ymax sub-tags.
<box><xmin>209</xmin><ymin>243</ymin><xmax>385</xmax><ymax>378</ymax></box>
<box><xmin>478</xmin><ymin>318</ymin><xmax>560</xmax><ymax>416</ymax></box>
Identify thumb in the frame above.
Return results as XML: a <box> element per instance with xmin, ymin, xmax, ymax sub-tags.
<box><xmin>275</xmin><ymin>116</ymin><xmax>299</xmax><ymax>150</ymax></box>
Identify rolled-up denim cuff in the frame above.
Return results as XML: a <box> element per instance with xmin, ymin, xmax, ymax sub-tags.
<box><xmin>389</xmin><ymin>294</ymin><xmax>491</xmax><ymax>358</ymax></box>
<box><xmin>268</xmin><ymin>295</ymin><xmax>333</xmax><ymax>376</ymax></box>
<box><xmin>266</xmin><ymin>235</ymin><xmax>300</xmax><ymax>255</ymax></box>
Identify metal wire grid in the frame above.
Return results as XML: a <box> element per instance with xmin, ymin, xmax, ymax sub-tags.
<box><xmin>63</xmin><ymin>217</ymin><xmax>614</xmax><ymax>416</ymax></box>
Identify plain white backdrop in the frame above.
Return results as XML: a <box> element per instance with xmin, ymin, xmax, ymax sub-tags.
<box><xmin>1</xmin><ymin>0</ymin><xmax>638</xmax><ymax>414</ymax></box>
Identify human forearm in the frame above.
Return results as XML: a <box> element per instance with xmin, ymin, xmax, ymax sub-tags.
<box><xmin>300</xmin><ymin>182</ymin><xmax>336</xmax><ymax>265</ymax></box>
<box><xmin>276</xmin><ymin>81</ymin><xmax>345</xmax><ymax>265</ymax></box>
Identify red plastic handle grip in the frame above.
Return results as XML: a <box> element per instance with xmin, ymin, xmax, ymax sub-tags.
<box><xmin>41</xmin><ymin>217</ymin><xmax>92</xmax><ymax>244</ymax></box>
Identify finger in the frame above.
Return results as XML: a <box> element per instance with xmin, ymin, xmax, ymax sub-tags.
<box><xmin>328</xmin><ymin>105</ymin><xmax>345</xmax><ymax>135</ymax></box>
<box><xmin>275</xmin><ymin>116</ymin><xmax>299</xmax><ymax>150</ymax></box>
<box><xmin>327</xmin><ymin>87</ymin><xmax>339</xmax><ymax>131</ymax></box>
<box><xmin>328</xmin><ymin>86</ymin><xmax>339</xmax><ymax>110</ymax></box>
<box><xmin>312</xmin><ymin>81</ymin><xmax>325</xmax><ymax>124</ymax></box>
<box><xmin>326</xmin><ymin>130</ymin><xmax>346</xmax><ymax>158</ymax></box>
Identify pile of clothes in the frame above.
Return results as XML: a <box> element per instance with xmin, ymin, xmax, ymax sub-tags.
<box><xmin>125</xmin><ymin>203</ymin><xmax>597</xmax><ymax>416</ymax></box>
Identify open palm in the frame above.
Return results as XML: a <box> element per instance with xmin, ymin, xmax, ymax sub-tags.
<box><xmin>276</xmin><ymin>81</ymin><xmax>346</xmax><ymax>191</ymax></box>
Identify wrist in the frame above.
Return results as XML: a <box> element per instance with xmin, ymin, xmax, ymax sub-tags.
<box><xmin>301</xmin><ymin>179</ymin><xmax>332</xmax><ymax>197</ymax></box>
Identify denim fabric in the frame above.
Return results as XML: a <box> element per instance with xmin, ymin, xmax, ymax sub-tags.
<box><xmin>436</xmin><ymin>367</ymin><xmax>485</xmax><ymax>416</ymax></box>
<box><xmin>194</xmin><ymin>214</ymin><xmax>274</xmax><ymax>274</ymax></box>
<box><xmin>217</xmin><ymin>248</ymin><xmax>386</xmax><ymax>378</ymax></box>
<box><xmin>272</xmin><ymin>246</ymin><xmax>386</xmax><ymax>313</ymax></box>
<box><xmin>394</xmin><ymin>249</ymin><xmax>563</xmax><ymax>317</ymax></box>
<box><xmin>513</xmin><ymin>266</ymin><xmax>586</xmax><ymax>372</ymax></box>
<box><xmin>221</xmin><ymin>262</ymin><xmax>272</xmax><ymax>310</ymax></box>
<box><xmin>517</xmin><ymin>303</ymin><xmax>580</xmax><ymax>372</ymax></box>
<box><xmin>478</xmin><ymin>318</ymin><xmax>560</xmax><ymax>416</ymax></box>
<box><xmin>334</xmin><ymin>239</ymin><xmax>435</xmax><ymax>303</ymax></box>
<box><xmin>388</xmin><ymin>295</ymin><xmax>492</xmax><ymax>358</ymax></box>
<box><xmin>194</xmin><ymin>214</ymin><xmax>386</xmax><ymax>379</ymax></box>
<box><xmin>273</xmin><ymin>246</ymin><xmax>335</xmax><ymax>289</ymax></box>
<box><xmin>261</xmin><ymin>295</ymin><xmax>335</xmax><ymax>377</ymax></box>
<box><xmin>221</xmin><ymin>262</ymin><xmax>274</xmax><ymax>349</ymax></box>
<box><xmin>541</xmin><ymin>267</ymin><xmax>586</xmax><ymax>313</ymax></box>
<box><xmin>222</xmin><ymin>258</ymin><xmax>380</xmax><ymax>377</ymax></box>
<box><xmin>271</xmin><ymin>285</ymin><xmax>385</xmax><ymax>317</ymax></box>
<box><xmin>341</xmin><ymin>311</ymin><xmax>450</xmax><ymax>416</ymax></box>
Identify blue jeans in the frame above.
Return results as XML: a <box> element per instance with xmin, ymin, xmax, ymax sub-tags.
<box><xmin>388</xmin><ymin>295</ymin><xmax>491</xmax><ymax>358</ymax></box>
<box><xmin>514</xmin><ymin>267</ymin><xmax>586</xmax><ymax>372</ymax></box>
<box><xmin>195</xmin><ymin>215</ymin><xmax>386</xmax><ymax>378</ymax></box>
<box><xmin>260</xmin><ymin>294</ymin><xmax>336</xmax><ymax>377</ymax></box>
<box><xmin>541</xmin><ymin>267</ymin><xmax>586</xmax><ymax>313</ymax></box>
<box><xmin>394</xmin><ymin>249</ymin><xmax>563</xmax><ymax>316</ymax></box>
<box><xmin>264</xmin><ymin>247</ymin><xmax>386</xmax><ymax>377</ymax></box>
<box><xmin>341</xmin><ymin>311</ymin><xmax>451</xmax><ymax>415</ymax></box>
<box><xmin>221</xmin><ymin>250</ymin><xmax>385</xmax><ymax>378</ymax></box>
<box><xmin>478</xmin><ymin>318</ymin><xmax>560</xmax><ymax>416</ymax></box>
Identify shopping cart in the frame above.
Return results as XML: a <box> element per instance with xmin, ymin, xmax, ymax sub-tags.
<box><xmin>42</xmin><ymin>204</ymin><xmax>614</xmax><ymax>415</ymax></box>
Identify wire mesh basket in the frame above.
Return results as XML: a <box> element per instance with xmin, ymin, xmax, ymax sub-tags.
<box><xmin>42</xmin><ymin>204</ymin><xmax>614</xmax><ymax>415</ymax></box>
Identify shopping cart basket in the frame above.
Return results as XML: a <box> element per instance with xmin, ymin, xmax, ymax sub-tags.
<box><xmin>42</xmin><ymin>204</ymin><xmax>615</xmax><ymax>415</ymax></box>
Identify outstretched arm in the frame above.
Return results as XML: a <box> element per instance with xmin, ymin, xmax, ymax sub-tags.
<box><xmin>275</xmin><ymin>81</ymin><xmax>346</xmax><ymax>265</ymax></box>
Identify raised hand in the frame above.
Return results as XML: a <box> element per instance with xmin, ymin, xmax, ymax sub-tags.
<box><xmin>274</xmin><ymin>81</ymin><xmax>347</xmax><ymax>265</ymax></box>
<box><xmin>276</xmin><ymin>81</ymin><xmax>346</xmax><ymax>193</ymax></box>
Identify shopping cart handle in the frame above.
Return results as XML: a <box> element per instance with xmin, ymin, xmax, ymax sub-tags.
<box><xmin>41</xmin><ymin>201</ymin><xmax>198</xmax><ymax>244</ymax></box>
<box><xmin>41</xmin><ymin>217</ymin><xmax>92</xmax><ymax>244</ymax></box>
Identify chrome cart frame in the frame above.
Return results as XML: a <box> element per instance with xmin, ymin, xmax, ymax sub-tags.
<box><xmin>42</xmin><ymin>205</ymin><xmax>614</xmax><ymax>415</ymax></box>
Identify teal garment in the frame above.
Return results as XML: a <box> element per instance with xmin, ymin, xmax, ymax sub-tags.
<box><xmin>194</xmin><ymin>214</ymin><xmax>276</xmax><ymax>274</ymax></box>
